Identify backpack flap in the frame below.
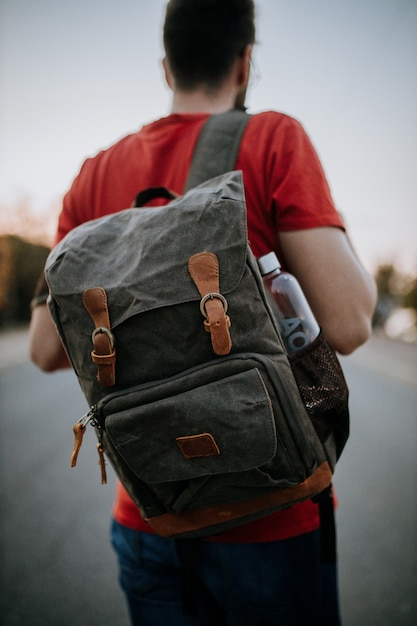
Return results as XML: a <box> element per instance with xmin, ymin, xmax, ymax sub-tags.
<box><xmin>46</xmin><ymin>171</ymin><xmax>255</xmax><ymax>402</ymax></box>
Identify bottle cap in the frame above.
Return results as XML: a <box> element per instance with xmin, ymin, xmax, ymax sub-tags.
<box><xmin>257</xmin><ymin>251</ymin><xmax>281</xmax><ymax>276</ymax></box>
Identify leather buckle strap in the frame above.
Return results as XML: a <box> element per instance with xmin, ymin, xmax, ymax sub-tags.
<box><xmin>199</xmin><ymin>292</ymin><xmax>228</xmax><ymax>317</ymax></box>
<box><xmin>83</xmin><ymin>287</ymin><xmax>116</xmax><ymax>387</ymax></box>
<box><xmin>188</xmin><ymin>252</ymin><xmax>232</xmax><ymax>356</ymax></box>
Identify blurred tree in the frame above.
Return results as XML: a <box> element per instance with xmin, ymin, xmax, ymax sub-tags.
<box><xmin>0</xmin><ymin>235</ymin><xmax>50</xmax><ymax>326</ymax></box>
<box><xmin>403</xmin><ymin>278</ymin><xmax>417</xmax><ymax>325</ymax></box>
<box><xmin>372</xmin><ymin>263</ymin><xmax>403</xmax><ymax>329</ymax></box>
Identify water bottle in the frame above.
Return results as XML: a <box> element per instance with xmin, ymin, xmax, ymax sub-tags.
<box><xmin>257</xmin><ymin>252</ymin><xmax>320</xmax><ymax>355</ymax></box>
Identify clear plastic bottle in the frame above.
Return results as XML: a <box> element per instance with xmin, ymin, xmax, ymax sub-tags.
<box><xmin>258</xmin><ymin>252</ymin><xmax>320</xmax><ymax>354</ymax></box>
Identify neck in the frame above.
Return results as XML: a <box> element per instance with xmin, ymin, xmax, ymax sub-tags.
<box><xmin>164</xmin><ymin>48</ymin><xmax>251</xmax><ymax>115</ymax></box>
<box><xmin>170</xmin><ymin>88</ymin><xmax>239</xmax><ymax>114</ymax></box>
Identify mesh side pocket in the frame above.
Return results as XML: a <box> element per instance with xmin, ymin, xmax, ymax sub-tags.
<box><xmin>289</xmin><ymin>330</ymin><xmax>349</xmax><ymax>461</ymax></box>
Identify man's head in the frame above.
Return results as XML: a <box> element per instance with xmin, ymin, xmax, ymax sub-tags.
<box><xmin>163</xmin><ymin>0</ymin><xmax>256</xmax><ymax>93</ymax></box>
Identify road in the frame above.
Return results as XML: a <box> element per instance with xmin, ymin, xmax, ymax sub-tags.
<box><xmin>0</xmin><ymin>329</ymin><xmax>416</xmax><ymax>625</ymax></box>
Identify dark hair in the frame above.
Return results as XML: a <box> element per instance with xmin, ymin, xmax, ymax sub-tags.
<box><xmin>163</xmin><ymin>0</ymin><xmax>256</xmax><ymax>91</ymax></box>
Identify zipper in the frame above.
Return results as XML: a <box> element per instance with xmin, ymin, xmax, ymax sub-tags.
<box><xmin>78</xmin><ymin>406</ymin><xmax>97</xmax><ymax>429</ymax></box>
<box><xmin>97</xmin><ymin>352</ymin><xmax>296</xmax><ymax>420</ymax></box>
<box><xmin>95</xmin><ymin>352</ymin><xmax>270</xmax><ymax>417</ymax></box>
<box><xmin>70</xmin><ymin>405</ymin><xmax>107</xmax><ymax>484</ymax></box>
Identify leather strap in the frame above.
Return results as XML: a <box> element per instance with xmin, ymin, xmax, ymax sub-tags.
<box><xmin>188</xmin><ymin>252</ymin><xmax>232</xmax><ymax>356</ymax></box>
<box><xmin>134</xmin><ymin>187</ymin><xmax>179</xmax><ymax>208</ymax></box>
<box><xmin>82</xmin><ymin>287</ymin><xmax>116</xmax><ymax>387</ymax></box>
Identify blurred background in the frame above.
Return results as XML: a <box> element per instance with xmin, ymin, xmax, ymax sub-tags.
<box><xmin>0</xmin><ymin>0</ymin><xmax>416</xmax><ymax>336</ymax></box>
<box><xmin>1</xmin><ymin>1</ymin><xmax>416</xmax><ymax>624</ymax></box>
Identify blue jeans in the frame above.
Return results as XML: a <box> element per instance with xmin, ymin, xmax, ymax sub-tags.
<box><xmin>111</xmin><ymin>520</ymin><xmax>341</xmax><ymax>626</ymax></box>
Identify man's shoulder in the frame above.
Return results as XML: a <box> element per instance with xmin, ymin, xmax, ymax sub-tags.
<box><xmin>85</xmin><ymin>128</ymin><xmax>145</xmax><ymax>164</ymax></box>
<box><xmin>83</xmin><ymin>114</ymin><xmax>207</xmax><ymax>165</ymax></box>
<box><xmin>249</xmin><ymin>110</ymin><xmax>303</xmax><ymax>131</ymax></box>
<box><xmin>241</xmin><ymin>110</ymin><xmax>307</xmax><ymax>154</ymax></box>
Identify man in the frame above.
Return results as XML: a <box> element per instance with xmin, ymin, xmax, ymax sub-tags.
<box><xmin>29</xmin><ymin>1</ymin><xmax>376</xmax><ymax>624</ymax></box>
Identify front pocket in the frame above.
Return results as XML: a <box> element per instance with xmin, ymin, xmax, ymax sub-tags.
<box><xmin>104</xmin><ymin>368</ymin><xmax>277</xmax><ymax>484</ymax></box>
<box><xmin>99</xmin><ymin>356</ymin><xmax>323</xmax><ymax>514</ymax></box>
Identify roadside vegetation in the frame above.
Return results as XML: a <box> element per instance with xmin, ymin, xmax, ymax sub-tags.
<box><xmin>0</xmin><ymin>231</ymin><xmax>416</xmax><ymax>341</ymax></box>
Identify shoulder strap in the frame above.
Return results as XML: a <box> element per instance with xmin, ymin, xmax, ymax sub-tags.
<box><xmin>176</xmin><ymin>108</ymin><xmax>250</xmax><ymax>618</ymax></box>
<box><xmin>184</xmin><ymin>108</ymin><xmax>251</xmax><ymax>192</ymax></box>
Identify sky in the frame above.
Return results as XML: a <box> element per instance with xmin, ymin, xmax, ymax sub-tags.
<box><xmin>1</xmin><ymin>0</ymin><xmax>416</xmax><ymax>273</ymax></box>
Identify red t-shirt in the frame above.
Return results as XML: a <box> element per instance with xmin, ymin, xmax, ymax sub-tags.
<box><xmin>58</xmin><ymin>111</ymin><xmax>344</xmax><ymax>542</ymax></box>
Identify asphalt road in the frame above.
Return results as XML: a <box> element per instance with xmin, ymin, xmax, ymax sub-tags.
<box><xmin>0</xmin><ymin>330</ymin><xmax>416</xmax><ymax>625</ymax></box>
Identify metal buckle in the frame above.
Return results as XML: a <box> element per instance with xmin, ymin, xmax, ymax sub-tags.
<box><xmin>91</xmin><ymin>327</ymin><xmax>115</xmax><ymax>350</ymax></box>
<box><xmin>199</xmin><ymin>293</ymin><xmax>228</xmax><ymax>318</ymax></box>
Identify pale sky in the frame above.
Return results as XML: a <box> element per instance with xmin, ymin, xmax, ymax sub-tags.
<box><xmin>1</xmin><ymin>0</ymin><xmax>416</xmax><ymax>272</ymax></box>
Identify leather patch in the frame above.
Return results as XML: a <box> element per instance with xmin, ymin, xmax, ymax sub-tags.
<box><xmin>176</xmin><ymin>433</ymin><xmax>220</xmax><ymax>460</ymax></box>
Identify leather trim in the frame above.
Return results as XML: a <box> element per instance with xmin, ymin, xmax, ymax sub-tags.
<box><xmin>83</xmin><ymin>287</ymin><xmax>116</xmax><ymax>387</ymax></box>
<box><xmin>145</xmin><ymin>461</ymin><xmax>332</xmax><ymax>538</ymax></box>
<box><xmin>188</xmin><ymin>252</ymin><xmax>232</xmax><ymax>356</ymax></box>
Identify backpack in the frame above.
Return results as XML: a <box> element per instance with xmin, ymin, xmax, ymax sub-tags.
<box><xmin>45</xmin><ymin>109</ymin><xmax>349</xmax><ymax>540</ymax></box>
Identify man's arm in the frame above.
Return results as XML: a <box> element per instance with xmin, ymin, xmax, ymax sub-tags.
<box><xmin>279</xmin><ymin>227</ymin><xmax>377</xmax><ymax>355</ymax></box>
<box><xmin>29</xmin><ymin>304</ymin><xmax>71</xmax><ymax>371</ymax></box>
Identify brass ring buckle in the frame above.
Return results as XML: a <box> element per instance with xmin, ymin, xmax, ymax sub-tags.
<box><xmin>199</xmin><ymin>293</ymin><xmax>228</xmax><ymax>318</ymax></box>
<box><xmin>91</xmin><ymin>327</ymin><xmax>115</xmax><ymax>349</ymax></box>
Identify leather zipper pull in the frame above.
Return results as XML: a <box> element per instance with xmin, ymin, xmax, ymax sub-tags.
<box><xmin>71</xmin><ymin>422</ymin><xmax>86</xmax><ymax>468</ymax></box>
<box><xmin>70</xmin><ymin>409</ymin><xmax>95</xmax><ymax>468</ymax></box>
<box><xmin>97</xmin><ymin>443</ymin><xmax>107</xmax><ymax>484</ymax></box>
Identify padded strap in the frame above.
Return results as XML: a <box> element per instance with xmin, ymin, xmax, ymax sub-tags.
<box><xmin>184</xmin><ymin>108</ymin><xmax>250</xmax><ymax>192</ymax></box>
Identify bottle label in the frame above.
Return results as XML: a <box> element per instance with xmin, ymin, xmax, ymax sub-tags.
<box><xmin>279</xmin><ymin>317</ymin><xmax>310</xmax><ymax>352</ymax></box>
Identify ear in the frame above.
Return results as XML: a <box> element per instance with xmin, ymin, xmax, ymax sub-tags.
<box><xmin>238</xmin><ymin>45</ymin><xmax>253</xmax><ymax>87</ymax></box>
<box><xmin>162</xmin><ymin>57</ymin><xmax>174</xmax><ymax>90</ymax></box>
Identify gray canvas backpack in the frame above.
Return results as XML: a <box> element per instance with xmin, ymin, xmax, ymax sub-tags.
<box><xmin>45</xmin><ymin>110</ymin><xmax>349</xmax><ymax>540</ymax></box>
